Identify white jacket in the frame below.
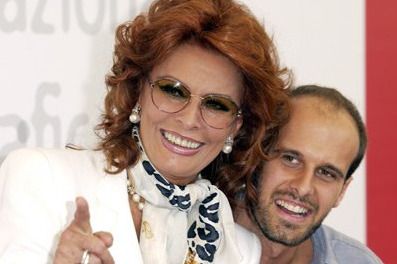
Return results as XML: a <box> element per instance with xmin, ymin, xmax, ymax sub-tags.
<box><xmin>0</xmin><ymin>148</ymin><xmax>260</xmax><ymax>263</ymax></box>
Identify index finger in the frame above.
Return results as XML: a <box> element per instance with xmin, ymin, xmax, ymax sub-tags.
<box><xmin>73</xmin><ymin>196</ymin><xmax>92</xmax><ymax>233</ymax></box>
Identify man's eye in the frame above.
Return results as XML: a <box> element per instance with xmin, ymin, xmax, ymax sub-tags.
<box><xmin>317</xmin><ymin>168</ymin><xmax>337</xmax><ymax>181</ymax></box>
<box><xmin>281</xmin><ymin>154</ymin><xmax>299</xmax><ymax>166</ymax></box>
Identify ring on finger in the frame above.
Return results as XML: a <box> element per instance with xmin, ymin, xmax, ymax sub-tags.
<box><xmin>81</xmin><ymin>249</ymin><xmax>90</xmax><ymax>264</ymax></box>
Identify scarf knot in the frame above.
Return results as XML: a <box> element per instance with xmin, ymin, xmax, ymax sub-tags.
<box><xmin>142</xmin><ymin>159</ymin><xmax>191</xmax><ymax>211</ymax></box>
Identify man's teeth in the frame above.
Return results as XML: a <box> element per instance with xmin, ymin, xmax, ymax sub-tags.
<box><xmin>276</xmin><ymin>200</ymin><xmax>308</xmax><ymax>215</ymax></box>
<box><xmin>164</xmin><ymin>132</ymin><xmax>200</xmax><ymax>149</ymax></box>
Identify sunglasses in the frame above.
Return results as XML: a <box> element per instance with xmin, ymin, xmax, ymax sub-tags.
<box><xmin>149</xmin><ymin>78</ymin><xmax>242</xmax><ymax>129</ymax></box>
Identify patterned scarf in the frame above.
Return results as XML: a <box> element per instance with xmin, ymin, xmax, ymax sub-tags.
<box><xmin>130</xmin><ymin>126</ymin><xmax>240</xmax><ymax>263</ymax></box>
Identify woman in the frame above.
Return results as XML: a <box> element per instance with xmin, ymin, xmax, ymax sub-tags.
<box><xmin>0</xmin><ymin>0</ymin><xmax>289</xmax><ymax>263</ymax></box>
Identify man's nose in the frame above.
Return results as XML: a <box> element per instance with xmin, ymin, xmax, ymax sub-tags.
<box><xmin>289</xmin><ymin>169</ymin><xmax>315</xmax><ymax>197</ymax></box>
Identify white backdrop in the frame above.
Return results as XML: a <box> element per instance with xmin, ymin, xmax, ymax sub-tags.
<box><xmin>0</xmin><ymin>0</ymin><xmax>365</xmax><ymax>243</ymax></box>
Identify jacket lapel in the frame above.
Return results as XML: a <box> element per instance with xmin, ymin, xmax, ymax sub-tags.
<box><xmin>91</xmin><ymin>170</ymin><xmax>143</xmax><ymax>263</ymax></box>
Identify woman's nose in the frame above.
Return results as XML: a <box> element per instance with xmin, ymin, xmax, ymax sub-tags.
<box><xmin>175</xmin><ymin>97</ymin><xmax>204</xmax><ymax>129</ymax></box>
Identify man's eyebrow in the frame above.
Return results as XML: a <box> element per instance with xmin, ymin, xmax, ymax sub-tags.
<box><xmin>320</xmin><ymin>164</ymin><xmax>345</xmax><ymax>179</ymax></box>
<box><xmin>273</xmin><ymin>147</ymin><xmax>301</xmax><ymax>157</ymax></box>
<box><xmin>275</xmin><ymin>147</ymin><xmax>346</xmax><ymax>179</ymax></box>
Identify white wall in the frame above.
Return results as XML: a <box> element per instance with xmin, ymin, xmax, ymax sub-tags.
<box><xmin>0</xmin><ymin>0</ymin><xmax>365</xmax><ymax>242</ymax></box>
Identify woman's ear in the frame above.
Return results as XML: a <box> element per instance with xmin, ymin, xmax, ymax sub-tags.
<box><xmin>232</xmin><ymin>117</ymin><xmax>243</xmax><ymax>138</ymax></box>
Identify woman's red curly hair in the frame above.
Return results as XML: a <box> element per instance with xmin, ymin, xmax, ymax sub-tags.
<box><xmin>96</xmin><ymin>0</ymin><xmax>291</xmax><ymax>208</ymax></box>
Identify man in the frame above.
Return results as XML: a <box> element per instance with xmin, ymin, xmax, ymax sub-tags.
<box><xmin>236</xmin><ymin>85</ymin><xmax>382</xmax><ymax>263</ymax></box>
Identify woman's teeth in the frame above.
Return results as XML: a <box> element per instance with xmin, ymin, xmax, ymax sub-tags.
<box><xmin>163</xmin><ymin>131</ymin><xmax>200</xmax><ymax>149</ymax></box>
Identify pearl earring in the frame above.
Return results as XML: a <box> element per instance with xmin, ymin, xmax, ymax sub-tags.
<box><xmin>222</xmin><ymin>135</ymin><xmax>233</xmax><ymax>154</ymax></box>
<box><xmin>129</xmin><ymin>103</ymin><xmax>141</xmax><ymax>124</ymax></box>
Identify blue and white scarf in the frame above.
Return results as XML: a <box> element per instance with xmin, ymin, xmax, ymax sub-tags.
<box><xmin>130</xmin><ymin>126</ymin><xmax>240</xmax><ymax>263</ymax></box>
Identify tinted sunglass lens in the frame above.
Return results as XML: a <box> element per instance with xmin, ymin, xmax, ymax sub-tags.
<box><xmin>152</xmin><ymin>79</ymin><xmax>190</xmax><ymax>113</ymax></box>
<box><xmin>201</xmin><ymin>96</ymin><xmax>238</xmax><ymax>128</ymax></box>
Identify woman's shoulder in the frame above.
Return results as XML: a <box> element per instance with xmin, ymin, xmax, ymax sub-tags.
<box><xmin>235</xmin><ymin>223</ymin><xmax>261</xmax><ymax>264</ymax></box>
<box><xmin>3</xmin><ymin>146</ymin><xmax>102</xmax><ymax>164</ymax></box>
<box><xmin>1</xmin><ymin>147</ymin><xmax>107</xmax><ymax>183</ymax></box>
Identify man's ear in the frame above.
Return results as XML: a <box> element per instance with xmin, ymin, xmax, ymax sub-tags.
<box><xmin>333</xmin><ymin>177</ymin><xmax>353</xmax><ymax>208</ymax></box>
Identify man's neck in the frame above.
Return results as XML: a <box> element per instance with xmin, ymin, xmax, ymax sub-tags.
<box><xmin>258</xmin><ymin>234</ymin><xmax>312</xmax><ymax>264</ymax></box>
<box><xmin>235</xmin><ymin>206</ymin><xmax>313</xmax><ymax>264</ymax></box>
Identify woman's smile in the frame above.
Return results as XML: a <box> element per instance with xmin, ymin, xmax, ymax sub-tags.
<box><xmin>161</xmin><ymin>129</ymin><xmax>203</xmax><ymax>156</ymax></box>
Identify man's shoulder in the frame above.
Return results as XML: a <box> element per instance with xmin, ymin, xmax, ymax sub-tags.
<box><xmin>312</xmin><ymin>225</ymin><xmax>383</xmax><ymax>263</ymax></box>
